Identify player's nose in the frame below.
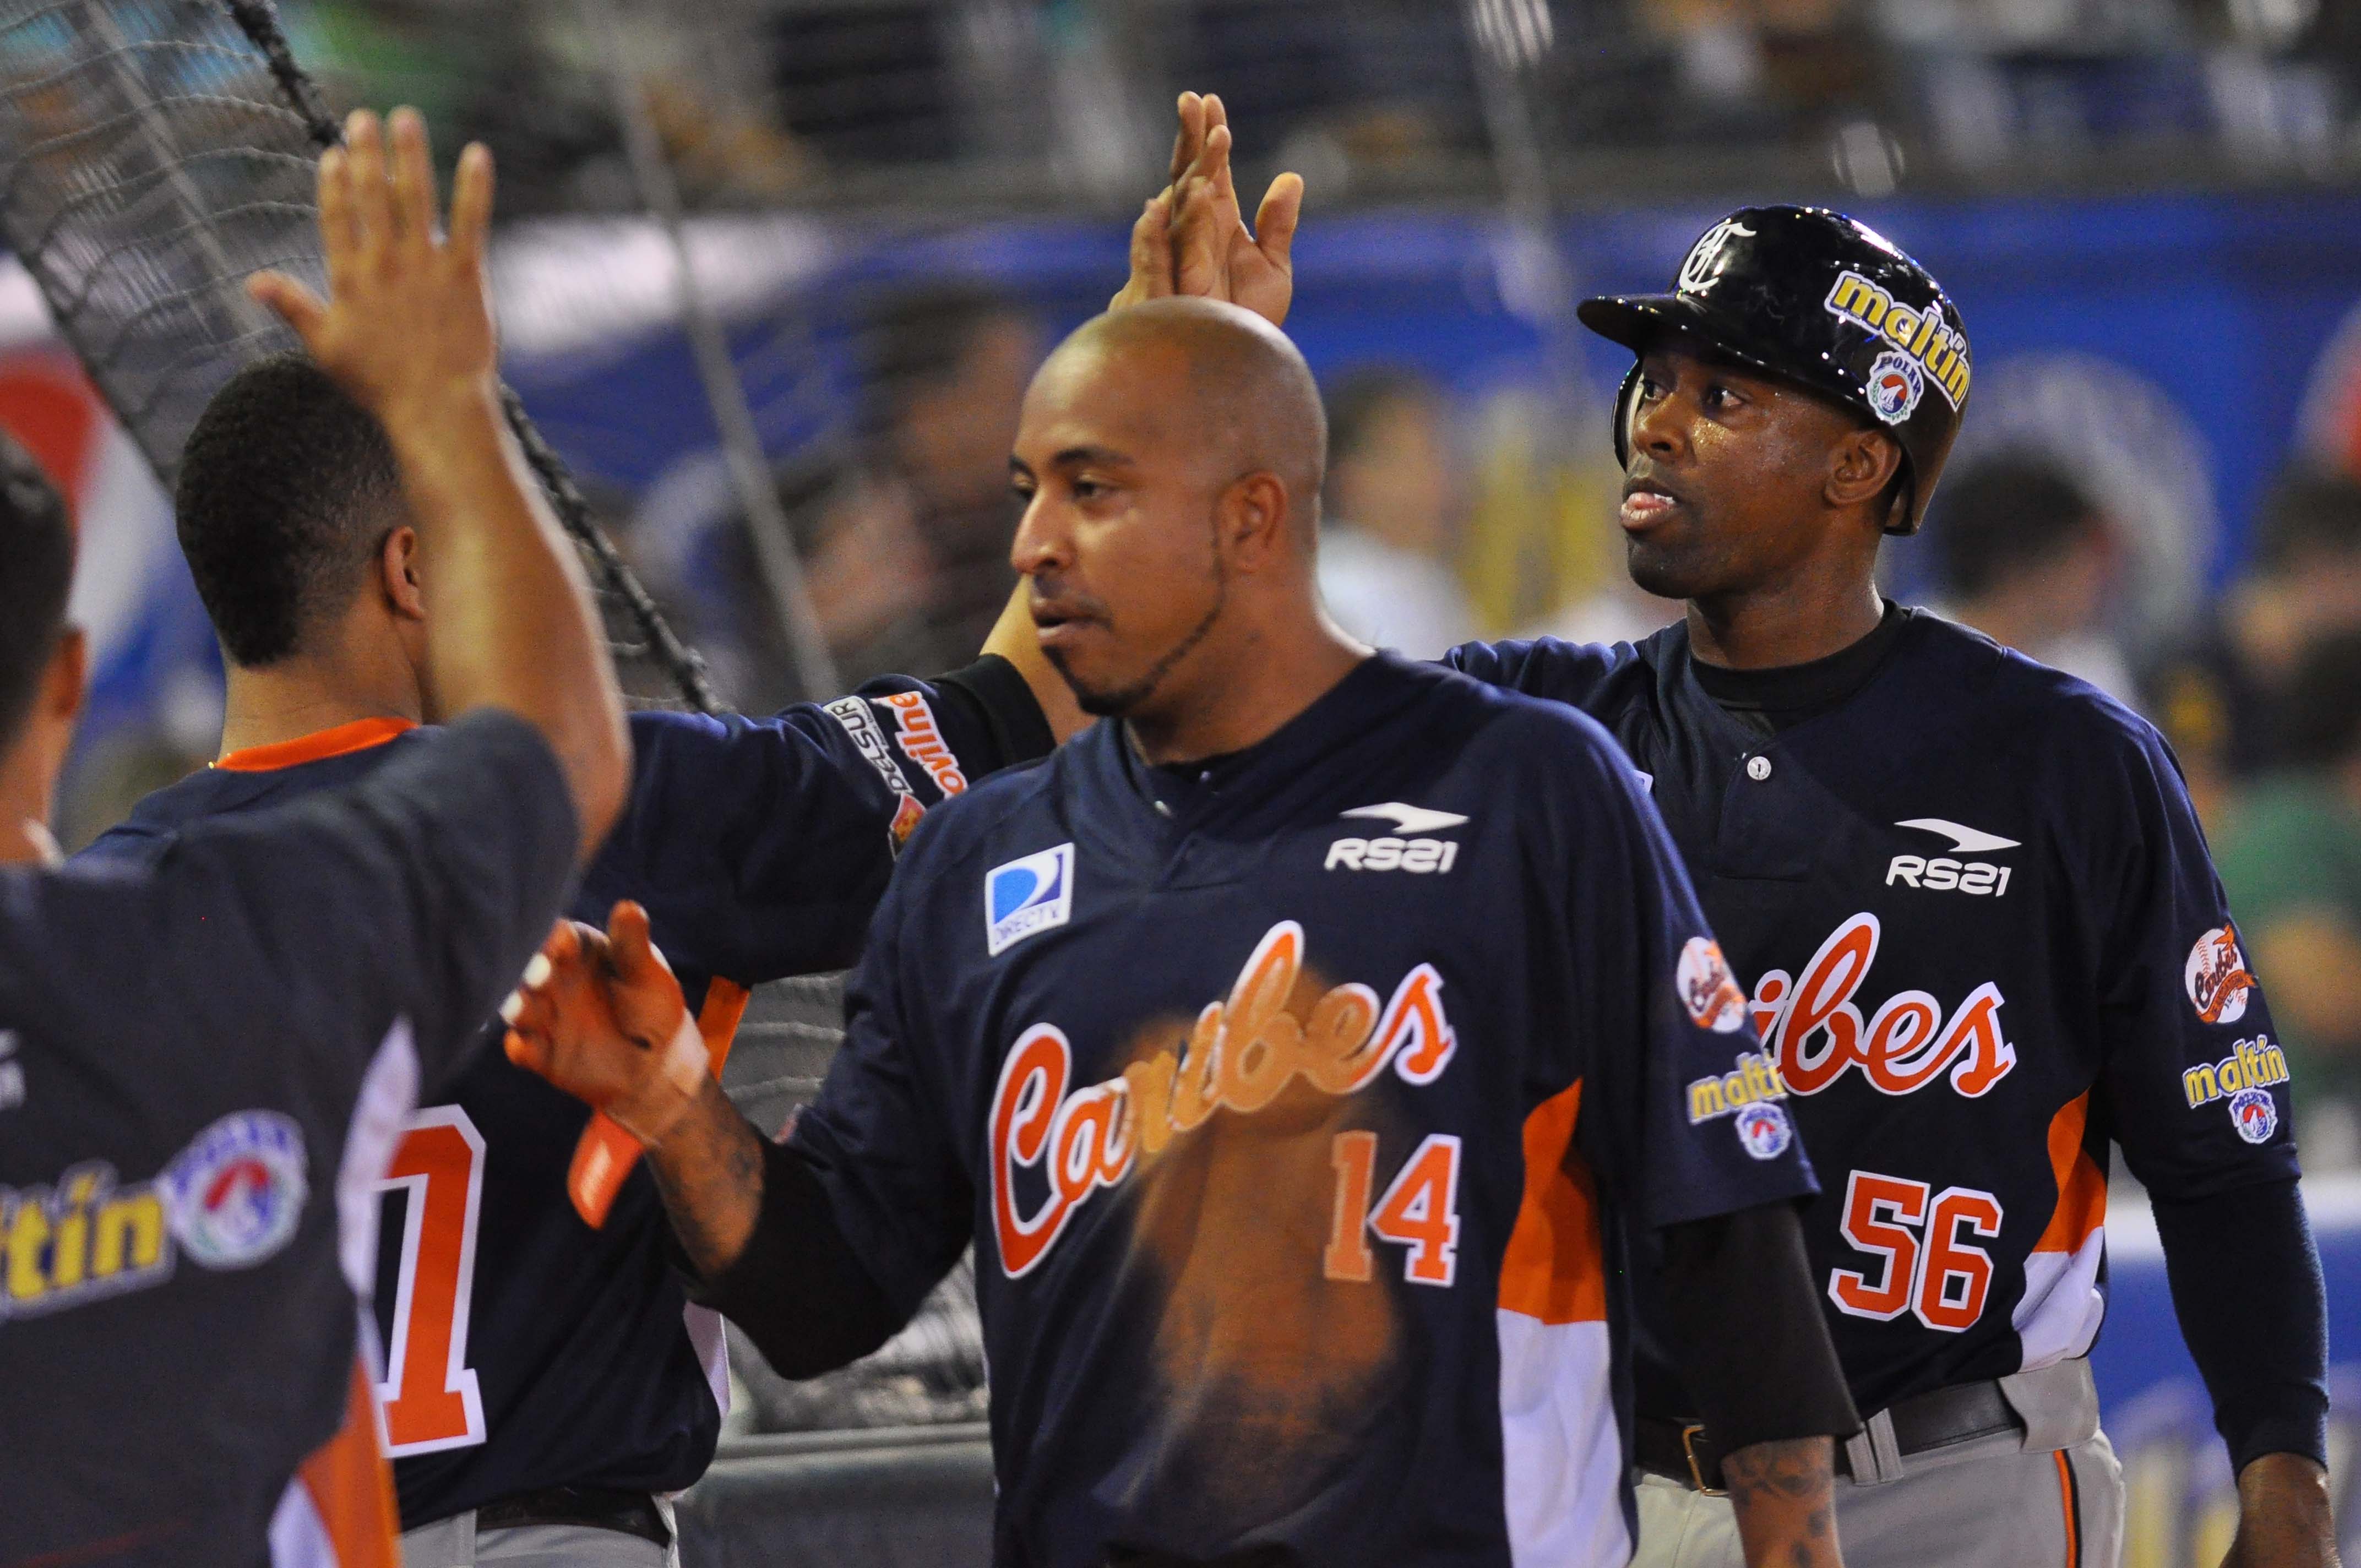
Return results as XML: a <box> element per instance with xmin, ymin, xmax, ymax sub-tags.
<box><xmin>1010</xmin><ymin>494</ymin><xmax>1073</xmax><ymax>576</ymax></box>
<box><xmin>1629</xmin><ymin>389</ymin><xmax>1688</xmax><ymax>464</ymax></box>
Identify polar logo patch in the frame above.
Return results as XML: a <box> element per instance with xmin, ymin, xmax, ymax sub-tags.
<box><xmin>987</xmin><ymin>843</ymin><xmax>1075</xmax><ymax>956</ymax></box>
<box><xmin>2228</xmin><ymin>1087</ymin><xmax>2279</xmax><ymax>1145</ymax></box>
<box><xmin>1865</xmin><ymin>351</ymin><xmax>1924</xmax><ymax>424</ymax></box>
<box><xmin>160</xmin><ymin>1110</ymin><xmax>307</xmax><ymax>1269</ymax></box>
<box><xmin>1734</xmin><ymin>1102</ymin><xmax>1793</xmax><ymax>1161</ymax></box>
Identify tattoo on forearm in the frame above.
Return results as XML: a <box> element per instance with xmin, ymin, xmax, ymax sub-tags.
<box><xmin>1722</xmin><ymin>1436</ymin><xmax>1838</xmax><ymax>1567</ymax></box>
<box><xmin>648</xmin><ymin>1081</ymin><xmax>766</xmax><ymax>1280</ymax></box>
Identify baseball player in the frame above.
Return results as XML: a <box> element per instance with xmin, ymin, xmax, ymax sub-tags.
<box><xmin>1126</xmin><ymin>101</ymin><xmax>2339</xmax><ymax>1568</ymax></box>
<box><xmin>79</xmin><ymin>121</ymin><xmax>1058</xmax><ymax>1568</ymax></box>
<box><xmin>0</xmin><ymin>113</ymin><xmax>629</xmax><ymax>1565</ymax></box>
<box><xmin>507</xmin><ymin>297</ymin><xmax>1862</xmax><ymax>1567</ymax></box>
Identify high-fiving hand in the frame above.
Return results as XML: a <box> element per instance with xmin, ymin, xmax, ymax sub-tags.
<box><xmin>1111</xmin><ymin>92</ymin><xmax>1301</xmax><ymax>329</ymax></box>
<box><xmin>248</xmin><ymin>108</ymin><xmax>497</xmax><ymax>427</ymax></box>
<box><xmin>503</xmin><ymin>901</ymin><xmax>708</xmax><ymax>1152</ymax></box>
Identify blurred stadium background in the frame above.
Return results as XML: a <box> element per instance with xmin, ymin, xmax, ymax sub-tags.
<box><xmin>1</xmin><ymin>0</ymin><xmax>2357</xmax><ymax>1561</ymax></box>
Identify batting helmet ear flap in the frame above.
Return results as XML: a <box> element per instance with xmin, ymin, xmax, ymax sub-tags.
<box><xmin>1883</xmin><ymin>461</ymin><xmax>1921</xmax><ymax>537</ymax></box>
<box><xmin>1611</xmin><ymin>363</ymin><xmax>1642</xmax><ymax>468</ymax></box>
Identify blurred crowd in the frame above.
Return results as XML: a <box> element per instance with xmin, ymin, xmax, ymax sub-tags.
<box><xmin>280</xmin><ymin>0</ymin><xmax>2361</xmax><ymax>215</ymax></box>
<box><xmin>646</xmin><ymin>274</ymin><xmax>2361</xmax><ymax>1169</ymax></box>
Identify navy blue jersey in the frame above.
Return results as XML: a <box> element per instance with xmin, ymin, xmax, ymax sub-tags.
<box><xmin>80</xmin><ymin>668</ymin><xmax>1033</xmax><ymax>1527</ymax></box>
<box><xmin>2</xmin><ymin>712</ymin><xmax>575</xmax><ymax>1567</ymax></box>
<box><xmin>1446</xmin><ymin>612</ymin><xmax>2303</xmax><ymax>1418</ymax></box>
<box><xmin>789</xmin><ymin>654</ymin><xmax>1817</xmax><ymax>1568</ymax></box>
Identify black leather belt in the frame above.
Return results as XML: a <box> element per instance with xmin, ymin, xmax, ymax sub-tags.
<box><xmin>1635</xmin><ymin>1379</ymin><xmax>2021</xmax><ymax>1494</ymax></box>
<box><xmin>474</xmin><ymin>1486</ymin><xmax>670</xmax><ymax>1548</ymax></box>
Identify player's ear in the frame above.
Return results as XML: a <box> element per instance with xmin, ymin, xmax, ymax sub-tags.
<box><xmin>1826</xmin><ymin>427</ymin><xmax>1905</xmax><ymax>514</ymax></box>
<box><xmin>1219</xmin><ymin>472</ymin><xmax>1292</xmax><ymax>572</ymax></box>
<box><xmin>42</xmin><ymin>627</ymin><xmax>85</xmax><ymax>725</ymax></box>
<box><xmin>379</xmin><ymin>525</ymin><xmax>425</xmax><ymax>622</ymax></box>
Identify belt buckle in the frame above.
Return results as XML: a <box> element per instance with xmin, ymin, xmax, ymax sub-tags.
<box><xmin>1680</xmin><ymin>1424</ymin><xmax>1727</xmax><ymax>1498</ymax></box>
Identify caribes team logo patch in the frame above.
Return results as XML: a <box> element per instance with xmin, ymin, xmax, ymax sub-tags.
<box><xmin>1734</xmin><ymin>1101</ymin><xmax>1794</xmax><ymax>1161</ymax></box>
<box><xmin>1865</xmin><ymin>351</ymin><xmax>1924</xmax><ymax>424</ymax></box>
<box><xmin>2185</xmin><ymin>923</ymin><xmax>2257</xmax><ymax>1025</ymax></box>
<box><xmin>1677</xmin><ymin>937</ymin><xmax>1749</xmax><ymax>1034</ymax></box>
<box><xmin>159</xmin><ymin>1110</ymin><xmax>307</xmax><ymax>1269</ymax></box>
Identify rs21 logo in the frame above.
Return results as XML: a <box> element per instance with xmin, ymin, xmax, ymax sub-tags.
<box><xmin>1751</xmin><ymin>913</ymin><xmax>2015</xmax><ymax>1099</ymax></box>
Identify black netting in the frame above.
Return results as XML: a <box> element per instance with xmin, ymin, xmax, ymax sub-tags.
<box><xmin>0</xmin><ymin>0</ymin><xmax>320</xmax><ymax>482</ymax></box>
<box><xmin>0</xmin><ymin>0</ymin><xmax>719</xmax><ymax>711</ymax></box>
<box><xmin>720</xmin><ymin>970</ymin><xmax>990</xmax><ymax>1433</ymax></box>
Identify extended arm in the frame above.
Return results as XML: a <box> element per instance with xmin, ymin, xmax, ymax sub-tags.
<box><xmin>2151</xmin><ymin>1178</ymin><xmax>2339</xmax><ymax>1567</ymax></box>
<box><xmin>2090</xmin><ymin>723</ymin><xmax>2337</xmax><ymax>1566</ymax></box>
<box><xmin>503</xmin><ymin>902</ymin><xmax>910</xmax><ymax>1373</ymax></box>
<box><xmin>1660</xmin><ymin>1202</ymin><xmax>1854</xmax><ymax>1568</ymax></box>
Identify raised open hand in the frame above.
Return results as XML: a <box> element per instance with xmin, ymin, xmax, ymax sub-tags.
<box><xmin>1110</xmin><ymin>92</ymin><xmax>1301</xmax><ymax>329</ymax></box>
<box><xmin>502</xmin><ymin>901</ymin><xmax>708</xmax><ymax>1146</ymax></box>
<box><xmin>248</xmin><ymin>107</ymin><xmax>497</xmax><ymax>425</ymax></box>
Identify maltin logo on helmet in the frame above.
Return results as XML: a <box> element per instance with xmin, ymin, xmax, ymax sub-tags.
<box><xmin>160</xmin><ymin>1110</ymin><xmax>308</xmax><ymax>1269</ymax></box>
<box><xmin>1823</xmin><ymin>270</ymin><xmax>1971</xmax><ymax>410</ymax></box>
<box><xmin>1865</xmin><ymin>351</ymin><xmax>1924</xmax><ymax>424</ymax></box>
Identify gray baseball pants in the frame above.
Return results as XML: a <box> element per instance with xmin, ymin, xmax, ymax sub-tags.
<box><xmin>398</xmin><ymin>1500</ymin><xmax>678</xmax><ymax>1568</ymax></box>
<box><xmin>1628</xmin><ymin>1359</ymin><xmax>2124</xmax><ymax>1568</ymax></box>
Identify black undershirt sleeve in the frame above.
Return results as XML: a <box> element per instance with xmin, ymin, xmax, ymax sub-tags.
<box><xmin>929</xmin><ymin>654</ymin><xmax>1056</xmax><ymax>773</ymax></box>
<box><xmin>1657</xmin><ymin>1200</ymin><xmax>1862</xmax><ymax>1454</ymax></box>
<box><xmin>2149</xmin><ymin>1175</ymin><xmax>2329</xmax><ymax>1471</ymax></box>
<box><xmin>685</xmin><ymin>1134</ymin><xmax>908</xmax><ymax>1379</ymax></box>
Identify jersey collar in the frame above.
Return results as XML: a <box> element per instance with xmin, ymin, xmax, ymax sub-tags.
<box><xmin>214</xmin><ymin>716</ymin><xmax>418</xmax><ymax>773</ymax></box>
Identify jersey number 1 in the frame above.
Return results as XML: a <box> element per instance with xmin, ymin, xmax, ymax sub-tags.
<box><xmin>376</xmin><ymin>1106</ymin><xmax>488</xmax><ymax>1456</ymax></box>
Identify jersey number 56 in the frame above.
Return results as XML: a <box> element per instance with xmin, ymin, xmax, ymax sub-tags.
<box><xmin>1827</xmin><ymin>1168</ymin><xmax>2002</xmax><ymax>1333</ymax></box>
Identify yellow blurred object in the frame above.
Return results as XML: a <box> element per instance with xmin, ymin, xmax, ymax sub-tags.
<box><xmin>1460</xmin><ymin>388</ymin><xmax>1624</xmax><ymax>635</ymax></box>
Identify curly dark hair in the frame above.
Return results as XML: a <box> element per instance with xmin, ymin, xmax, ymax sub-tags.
<box><xmin>0</xmin><ymin>430</ymin><xmax>73</xmax><ymax>750</ymax></box>
<box><xmin>174</xmin><ymin>354</ymin><xmax>401</xmax><ymax>667</ymax></box>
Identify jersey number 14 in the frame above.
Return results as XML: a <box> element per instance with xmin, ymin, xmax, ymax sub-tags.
<box><xmin>1324</xmin><ymin>1131</ymin><xmax>1464</xmax><ymax>1287</ymax></box>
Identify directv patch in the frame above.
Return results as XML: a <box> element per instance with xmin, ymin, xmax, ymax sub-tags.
<box><xmin>987</xmin><ymin>843</ymin><xmax>1075</xmax><ymax>956</ymax></box>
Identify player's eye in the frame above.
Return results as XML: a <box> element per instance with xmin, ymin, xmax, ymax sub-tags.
<box><xmin>1010</xmin><ymin>476</ymin><xmax>1037</xmax><ymax>501</ymax></box>
<box><xmin>1071</xmin><ymin>477</ymin><xmax>1108</xmax><ymax>501</ymax></box>
<box><xmin>1702</xmin><ymin>382</ymin><xmax>1744</xmax><ymax>413</ymax></box>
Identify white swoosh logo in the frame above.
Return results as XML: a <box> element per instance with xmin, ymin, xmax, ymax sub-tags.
<box><xmin>1896</xmin><ymin>818</ymin><xmax>2020</xmax><ymax>854</ymax></box>
<box><xmin>1342</xmin><ymin>803</ymin><xmax>1470</xmax><ymax>836</ymax></box>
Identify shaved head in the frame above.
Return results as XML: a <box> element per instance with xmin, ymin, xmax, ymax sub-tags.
<box><xmin>1009</xmin><ymin>297</ymin><xmax>1364</xmax><ymax>759</ymax></box>
<box><xmin>1055</xmin><ymin>297</ymin><xmax>1327</xmax><ymax>526</ymax></box>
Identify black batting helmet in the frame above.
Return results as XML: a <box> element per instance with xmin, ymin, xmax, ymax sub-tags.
<box><xmin>1579</xmin><ymin>205</ymin><xmax>1970</xmax><ymax>535</ymax></box>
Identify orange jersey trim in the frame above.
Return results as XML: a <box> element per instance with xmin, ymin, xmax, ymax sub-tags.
<box><xmin>215</xmin><ymin>717</ymin><xmax>417</xmax><ymax>774</ymax></box>
<box><xmin>2032</xmin><ymin>1091</ymin><xmax>2107</xmax><ymax>1255</ymax></box>
<box><xmin>1497</xmin><ymin>1079</ymin><xmax>1608</xmax><ymax>1325</ymax></box>
<box><xmin>698</xmin><ymin>978</ymin><xmax>753</xmax><ymax>1063</ymax></box>
<box><xmin>295</xmin><ymin>1358</ymin><xmax>401</xmax><ymax>1567</ymax></box>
